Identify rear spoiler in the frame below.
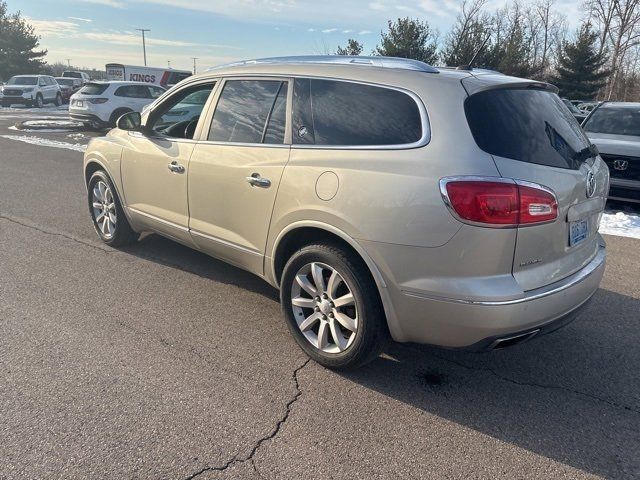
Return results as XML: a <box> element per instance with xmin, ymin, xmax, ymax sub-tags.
<box><xmin>461</xmin><ymin>74</ymin><xmax>559</xmax><ymax>96</ymax></box>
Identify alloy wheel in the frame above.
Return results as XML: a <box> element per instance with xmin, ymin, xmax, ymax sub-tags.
<box><xmin>290</xmin><ymin>262</ymin><xmax>358</xmax><ymax>354</ymax></box>
<box><xmin>91</xmin><ymin>180</ymin><xmax>117</xmax><ymax>238</ymax></box>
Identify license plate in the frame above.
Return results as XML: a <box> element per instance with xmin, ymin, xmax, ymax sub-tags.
<box><xmin>569</xmin><ymin>219</ymin><xmax>588</xmax><ymax>246</ymax></box>
<box><xmin>76</xmin><ymin>100</ymin><xmax>84</xmax><ymax>107</ymax></box>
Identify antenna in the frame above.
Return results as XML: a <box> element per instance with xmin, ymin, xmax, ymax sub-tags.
<box><xmin>457</xmin><ymin>31</ymin><xmax>492</xmax><ymax>71</ymax></box>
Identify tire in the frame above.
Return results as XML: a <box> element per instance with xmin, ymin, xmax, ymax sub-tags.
<box><xmin>280</xmin><ymin>243</ymin><xmax>387</xmax><ymax>369</ymax></box>
<box><xmin>54</xmin><ymin>93</ymin><xmax>63</xmax><ymax>106</ymax></box>
<box><xmin>34</xmin><ymin>94</ymin><xmax>43</xmax><ymax>108</ymax></box>
<box><xmin>109</xmin><ymin>108</ymin><xmax>132</xmax><ymax>128</ymax></box>
<box><xmin>87</xmin><ymin>170</ymin><xmax>138</xmax><ymax>247</ymax></box>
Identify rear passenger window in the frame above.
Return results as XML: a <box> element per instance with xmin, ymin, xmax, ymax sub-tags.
<box><xmin>115</xmin><ymin>85</ymin><xmax>150</xmax><ymax>98</ymax></box>
<box><xmin>209</xmin><ymin>80</ymin><xmax>287</xmax><ymax>144</ymax></box>
<box><xmin>292</xmin><ymin>78</ymin><xmax>422</xmax><ymax>146</ymax></box>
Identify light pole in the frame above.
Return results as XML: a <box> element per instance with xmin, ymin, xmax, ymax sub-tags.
<box><xmin>191</xmin><ymin>57</ymin><xmax>199</xmax><ymax>74</ymax></box>
<box><xmin>136</xmin><ymin>28</ymin><xmax>150</xmax><ymax>66</ymax></box>
<box><xmin>66</xmin><ymin>59</ymin><xmax>71</xmax><ymax>67</ymax></box>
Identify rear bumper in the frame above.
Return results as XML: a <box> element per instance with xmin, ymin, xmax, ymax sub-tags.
<box><xmin>69</xmin><ymin>112</ymin><xmax>107</xmax><ymax>126</ymax></box>
<box><xmin>385</xmin><ymin>241</ymin><xmax>606</xmax><ymax>348</ymax></box>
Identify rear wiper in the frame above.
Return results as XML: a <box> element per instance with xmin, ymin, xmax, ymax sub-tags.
<box><xmin>573</xmin><ymin>143</ymin><xmax>599</xmax><ymax>162</ymax></box>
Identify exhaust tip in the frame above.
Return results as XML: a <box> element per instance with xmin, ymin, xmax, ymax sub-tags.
<box><xmin>489</xmin><ymin>329</ymin><xmax>540</xmax><ymax>350</ymax></box>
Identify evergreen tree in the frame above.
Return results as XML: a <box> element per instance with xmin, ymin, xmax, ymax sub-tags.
<box><xmin>336</xmin><ymin>38</ymin><xmax>363</xmax><ymax>56</ymax></box>
<box><xmin>0</xmin><ymin>1</ymin><xmax>47</xmax><ymax>81</ymax></box>
<box><xmin>496</xmin><ymin>14</ymin><xmax>531</xmax><ymax>77</ymax></box>
<box><xmin>375</xmin><ymin>18</ymin><xmax>438</xmax><ymax>64</ymax></box>
<box><xmin>552</xmin><ymin>23</ymin><xmax>609</xmax><ymax>99</ymax></box>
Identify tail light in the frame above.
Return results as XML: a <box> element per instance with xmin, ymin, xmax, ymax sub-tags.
<box><xmin>88</xmin><ymin>98</ymin><xmax>108</xmax><ymax>104</ymax></box>
<box><xmin>440</xmin><ymin>177</ymin><xmax>557</xmax><ymax>227</ymax></box>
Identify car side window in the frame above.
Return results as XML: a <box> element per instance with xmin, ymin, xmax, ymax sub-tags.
<box><xmin>146</xmin><ymin>82</ymin><xmax>215</xmax><ymax>139</ymax></box>
<box><xmin>208</xmin><ymin>79</ymin><xmax>288</xmax><ymax>144</ymax></box>
<box><xmin>292</xmin><ymin>78</ymin><xmax>423</xmax><ymax>146</ymax></box>
<box><xmin>39</xmin><ymin>78</ymin><xmax>46</xmax><ymax>87</ymax></box>
<box><xmin>148</xmin><ymin>86</ymin><xmax>165</xmax><ymax>99</ymax></box>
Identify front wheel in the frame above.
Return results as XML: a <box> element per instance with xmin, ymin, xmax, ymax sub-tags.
<box><xmin>88</xmin><ymin>170</ymin><xmax>137</xmax><ymax>247</ymax></box>
<box><xmin>280</xmin><ymin>243</ymin><xmax>387</xmax><ymax>369</ymax></box>
<box><xmin>34</xmin><ymin>94</ymin><xmax>43</xmax><ymax>108</ymax></box>
<box><xmin>54</xmin><ymin>93</ymin><xmax>63</xmax><ymax>106</ymax></box>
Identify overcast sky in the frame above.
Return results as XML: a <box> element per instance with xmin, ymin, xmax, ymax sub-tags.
<box><xmin>16</xmin><ymin>0</ymin><xmax>584</xmax><ymax>72</ymax></box>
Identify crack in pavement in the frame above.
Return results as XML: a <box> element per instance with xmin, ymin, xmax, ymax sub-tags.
<box><xmin>0</xmin><ymin>213</ymin><xmax>113</xmax><ymax>254</ymax></box>
<box><xmin>427</xmin><ymin>351</ymin><xmax>640</xmax><ymax>415</ymax></box>
<box><xmin>184</xmin><ymin>359</ymin><xmax>311</xmax><ymax>480</ymax></box>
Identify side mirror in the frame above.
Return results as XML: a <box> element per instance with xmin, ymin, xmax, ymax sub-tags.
<box><xmin>117</xmin><ymin>111</ymin><xmax>142</xmax><ymax>131</ymax></box>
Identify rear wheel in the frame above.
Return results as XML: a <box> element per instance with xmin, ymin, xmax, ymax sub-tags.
<box><xmin>88</xmin><ymin>170</ymin><xmax>137</xmax><ymax>247</ymax></box>
<box><xmin>54</xmin><ymin>93</ymin><xmax>63</xmax><ymax>106</ymax></box>
<box><xmin>280</xmin><ymin>243</ymin><xmax>387</xmax><ymax>369</ymax></box>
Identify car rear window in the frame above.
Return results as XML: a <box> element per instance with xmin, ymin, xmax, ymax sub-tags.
<box><xmin>465</xmin><ymin>88</ymin><xmax>591</xmax><ymax>170</ymax></box>
<box><xmin>583</xmin><ymin>106</ymin><xmax>640</xmax><ymax>137</ymax></box>
<box><xmin>292</xmin><ymin>78</ymin><xmax>422</xmax><ymax>146</ymax></box>
<box><xmin>79</xmin><ymin>83</ymin><xmax>109</xmax><ymax>95</ymax></box>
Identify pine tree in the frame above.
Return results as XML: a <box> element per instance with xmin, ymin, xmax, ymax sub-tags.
<box><xmin>552</xmin><ymin>23</ymin><xmax>609</xmax><ymax>100</ymax></box>
<box><xmin>336</xmin><ymin>38</ymin><xmax>363</xmax><ymax>56</ymax></box>
<box><xmin>0</xmin><ymin>1</ymin><xmax>47</xmax><ymax>81</ymax></box>
<box><xmin>375</xmin><ymin>18</ymin><xmax>438</xmax><ymax>65</ymax></box>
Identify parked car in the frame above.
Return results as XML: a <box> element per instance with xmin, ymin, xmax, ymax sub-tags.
<box><xmin>578</xmin><ymin>102</ymin><xmax>599</xmax><ymax>114</ymax></box>
<box><xmin>69</xmin><ymin>81</ymin><xmax>166</xmax><ymax>128</ymax></box>
<box><xmin>82</xmin><ymin>56</ymin><xmax>608</xmax><ymax>369</ymax></box>
<box><xmin>583</xmin><ymin>102</ymin><xmax>639</xmax><ymax>204</ymax></box>
<box><xmin>562</xmin><ymin>98</ymin><xmax>587</xmax><ymax>123</ymax></box>
<box><xmin>55</xmin><ymin>77</ymin><xmax>82</xmax><ymax>103</ymax></box>
<box><xmin>62</xmin><ymin>70</ymin><xmax>91</xmax><ymax>84</ymax></box>
<box><xmin>0</xmin><ymin>75</ymin><xmax>63</xmax><ymax>108</ymax></box>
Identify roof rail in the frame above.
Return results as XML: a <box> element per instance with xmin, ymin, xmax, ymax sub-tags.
<box><xmin>207</xmin><ymin>55</ymin><xmax>439</xmax><ymax>73</ymax></box>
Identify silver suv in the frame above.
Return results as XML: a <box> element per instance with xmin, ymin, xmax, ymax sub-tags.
<box><xmin>83</xmin><ymin>56</ymin><xmax>608</xmax><ymax>368</ymax></box>
<box><xmin>0</xmin><ymin>74</ymin><xmax>63</xmax><ymax>108</ymax></box>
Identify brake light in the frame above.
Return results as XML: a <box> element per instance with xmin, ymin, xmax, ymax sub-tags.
<box><xmin>441</xmin><ymin>178</ymin><xmax>557</xmax><ymax>227</ymax></box>
<box><xmin>88</xmin><ymin>98</ymin><xmax>108</xmax><ymax>104</ymax></box>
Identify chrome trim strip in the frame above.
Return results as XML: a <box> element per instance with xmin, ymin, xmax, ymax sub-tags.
<box><xmin>128</xmin><ymin>208</ymin><xmax>189</xmax><ymax>232</ymax></box>
<box><xmin>190</xmin><ymin>229</ymin><xmax>261</xmax><ymax>256</ymax></box>
<box><xmin>402</xmin><ymin>245</ymin><xmax>605</xmax><ymax>306</ymax></box>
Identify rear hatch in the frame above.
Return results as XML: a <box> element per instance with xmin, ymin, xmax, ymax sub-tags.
<box><xmin>463</xmin><ymin>76</ymin><xmax>609</xmax><ymax>291</ymax></box>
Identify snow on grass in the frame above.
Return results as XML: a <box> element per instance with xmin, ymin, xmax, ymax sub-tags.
<box><xmin>20</xmin><ymin>119</ymin><xmax>82</xmax><ymax>128</ymax></box>
<box><xmin>8</xmin><ymin>125</ymin><xmax>76</xmax><ymax>133</ymax></box>
<box><xmin>1</xmin><ymin>135</ymin><xmax>86</xmax><ymax>152</ymax></box>
<box><xmin>600</xmin><ymin>211</ymin><xmax>640</xmax><ymax>239</ymax></box>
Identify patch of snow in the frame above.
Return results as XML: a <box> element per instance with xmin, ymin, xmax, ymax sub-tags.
<box><xmin>1</xmin><ymin>135</ymin><xmax>86</xmax><ymax>153</ymax></box>
<box><xmin>600</xmin><ymin>211</ymin><xmax>640</xmax><ymax>239</ymax></box>
<box><xmin>67</xmin><ymin>133</ymin><xmax>86</xmax><ymax>140</ymax></box>
<box><xmin>8</xmin><ymin>126</ymin><xmax>75</xmax><ymax>133</ymax></box>
<box><xmin>21</xmin><ymin>119</ymin><xmax>81</xmax><ymax>128</ymax></box>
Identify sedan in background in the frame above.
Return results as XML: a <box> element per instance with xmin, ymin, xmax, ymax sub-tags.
<box><xmin>583</xmin><ymin>102</ymin><xmax>640</xmax><ymax>204</ymax></box>
<box><xmin>562</xmin><ymin>98</ymin><xmax>587</xmax><ymax>123</ymax></box>
<box><xmin>55</xmin><ymin>77</ymin><xmax>82</xmax><ymax>103</ymax></box>
<box><xmin>69</xmin><ymin>81</ymin><xmax>165</xmax><ymax>129</ymax></box>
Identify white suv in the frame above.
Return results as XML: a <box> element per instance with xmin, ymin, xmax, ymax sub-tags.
<box><xmin>69</xmin><ymin>81</ymin><xmax>165</xmax><ymax>128</ymax></box>
<box><xmin>0</xmin><ymin>75</ymin><xmax>63</xmax><ymax>108</ymax></box>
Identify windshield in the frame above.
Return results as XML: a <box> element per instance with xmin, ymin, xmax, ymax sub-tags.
<box><xmin>8</xmin><ymin>76</ymin><xmax>37</xmax><ymax>85</ymax></box>
<box><xmin>56</xmin><ymin>78</ymin><xmax>74</xmax><ymax>86</ymax></box>
<box><xmin>583</xmin><ymin>106</ymin><xmax>640</xmax><ymax>137</ymax></box>
<box><xmin>465</xmin><ymin>88</ymin><xmax>592</xmax><ymax>170</ymax></box>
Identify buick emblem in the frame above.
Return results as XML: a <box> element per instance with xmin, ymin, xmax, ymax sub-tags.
<box><xmin>613</xmin><ymin>159</ymin><xmax>629</xmax><ymax>171</ymax></box>
<box><xmin>586</xmin><ymin>170</ymin><xmax>597</xmax><ymax>198</ymax></box>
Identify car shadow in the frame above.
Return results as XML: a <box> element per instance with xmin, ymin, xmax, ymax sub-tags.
<box><xmin>340</xmin><ymin>288</ymin><xmax>640</xmax><ymax>478</ymax></box>
<box><xmin>119</xmin><ymin>234</ymin><xmax>639</xmax><ymax>478</ymax></box>
<box><xmin>120</xmin><ymin>233</ymin><xmax>279</xmax><ymax>302</ymax></box>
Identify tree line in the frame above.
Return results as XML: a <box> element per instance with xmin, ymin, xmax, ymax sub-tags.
<box><xmin>337</xmin><ymin>0</ymin><xmax>640</xmax><ymax>102</ymax></box>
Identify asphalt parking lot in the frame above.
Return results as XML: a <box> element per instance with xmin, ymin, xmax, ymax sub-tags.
<box><xmin>1</xmin><ymin>106</ymin><xmax>639</xmax><ymax>479</ymax></box>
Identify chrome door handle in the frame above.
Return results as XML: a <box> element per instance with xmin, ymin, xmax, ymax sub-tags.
<box><xmin>246</xmin><ymin>173</ymin><xmax>271</xmax><ymax>188</ymax></box>
<box><xmin>168</xmin><ymin>161</ymin><xmax>185</xmax><ymax>174</ymax></box>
